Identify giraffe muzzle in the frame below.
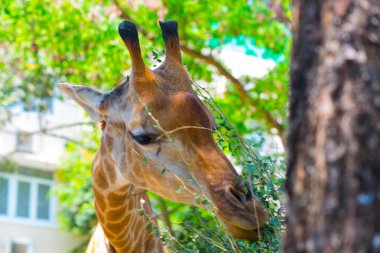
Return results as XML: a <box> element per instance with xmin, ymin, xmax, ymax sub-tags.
<box><xmin>208</xmin><ymin>181</ymin><xmax>268</xmax><ymax>241</ymax></box>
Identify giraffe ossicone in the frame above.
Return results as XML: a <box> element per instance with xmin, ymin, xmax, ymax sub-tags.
<box><xmin>57</xmin><ymin>20</ymin><xmax>268</xmax><ymax>253</ymax></box>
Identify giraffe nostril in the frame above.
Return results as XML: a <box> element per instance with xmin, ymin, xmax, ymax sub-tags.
<box><xmin>243</xmin><ymin>182</ymin><xmax>253</xmax><ymax>202</ymax></box>
<box><xmin>228</xmin><ymin>186</ymin><xmax>246</xmax><ymax>205</ymax></box>
<box><xmin>227</xmin><ymin>183</ymin><xmax>253</xmax><ymax>205</ymax></box>
<box><xmin>230</xmin><ymin>187</ymin><xmax>245</xmax><ymax>204</ymax></box>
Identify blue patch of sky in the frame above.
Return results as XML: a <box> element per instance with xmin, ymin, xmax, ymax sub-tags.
<box><xmin>207</xmin><ymin>35</ymin><xmax>285</xmax><ymax>62</ymax></box>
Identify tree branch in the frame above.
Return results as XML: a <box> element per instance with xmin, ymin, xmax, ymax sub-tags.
<box><xmin>269</xmin><ymin>0</ymin><xmax>292</xmax><ymax>28</ymax></box>
<box><xmin>35</xmin><ymin>121</ymin><xmax>92</xmax><ymax>134</ymax></box>
<box><xmin>44</xmin><ymin>132</ymin><xmax>96</xmax><ymax>151</ymax></box>
<box><xmin>0</xmin><ymin>122</ymin><xmax>96</xmax><ymax>151</ymax></box>
<box><xmin>156</xmin><ymin>196</ymin><xmax>174</xmax><ymax>236</ymax></box>
<box><xmin>181</xmin><ymin>46</ymin><xmax>284</xmax><ymax>135</ymax></box>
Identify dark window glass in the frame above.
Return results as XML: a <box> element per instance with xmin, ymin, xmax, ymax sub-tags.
<box><xmin>16</xmin><ymin>132</ymin><xmax>33</xmax><ymax>153</ymax></box>
<box><xmin>11</xmin><ymin>242</ymin><xmax>28</xmax><ymax>253</ymax></box>
<box><xmin>0</xmin><ymin>178</ymin><xmax>8</xmax><ymax>215</ymax></box>
<box><xmin>37</xmin><ymin>184</ymin><xmax>51</xmax><ymax>220</ymax></box>
<box><xmin>16</xmin><ymin>181</ymin><xmax>30</xmax><ymax>218</ymax></box>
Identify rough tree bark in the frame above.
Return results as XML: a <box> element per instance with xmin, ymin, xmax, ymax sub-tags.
<box><xmin>286</xmin><ymin>1</ymin><xmax>380</xmax><ymax>253</ymax></box>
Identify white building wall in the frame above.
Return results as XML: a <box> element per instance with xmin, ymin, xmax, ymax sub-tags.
<box><xmin>0</xmin><ymin>222</ymin><xmax>82</xmax><ymax>253</ymax></box>
<box><xmin>0</xmin><ymin>96</ymin><xmax>88</xmax><ymax>253</ymax></box>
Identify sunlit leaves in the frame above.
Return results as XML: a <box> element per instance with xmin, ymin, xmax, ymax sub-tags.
<box><xmin>2</xmin><ymin>0</ymin><xmax>290</xmax><ymax>252</ymax></box>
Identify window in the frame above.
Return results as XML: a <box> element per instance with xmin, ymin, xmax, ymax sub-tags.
<box><xmin>0</xmin><ymin>177</ymin><xmax>9</xmax><ymax>214</ymax></box>
<box><xmin>8</xmin><ymin>240</ymin><xmax>33</xmax><ymax>253</ymax></box>
<box><xmin>16</xmin><ymin>132</ymin><xmax>33</xmax><ymax>153</ymax></box>
<box><xmin>37</xmin><ymin>184</ymin><xmax>51</xmax><ymax>220</ymax></box>
<box><xmin>11</xmin><ymin>242</ymin><xmax>30</xmax><ymax>253</ymax></box>
<box><xmin>16</xmin><ymin>181</ymin><xmax>31</xmax><ymax>218</ymax></box>
<box><xmin>0</xmin><ymin>168</ymin><xmax>55</xmax><ymax>225</ymax></box>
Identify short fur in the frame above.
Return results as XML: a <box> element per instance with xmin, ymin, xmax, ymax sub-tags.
<box><xmin>57</xmin><ymin>20</ymin><xmax>268</xmax><ymax>253</ymax></box>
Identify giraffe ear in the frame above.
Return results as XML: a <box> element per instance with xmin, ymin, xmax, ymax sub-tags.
<box><xmin>56</xmin><ymin>83</ymin><xmax>104</xmax><ymax>121</ymax></box>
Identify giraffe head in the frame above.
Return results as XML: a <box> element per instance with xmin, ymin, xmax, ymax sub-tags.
<box><xmin>57</xmin><ymin>21</ymin><xmax>268</xmax><ymax>241</ymax></box>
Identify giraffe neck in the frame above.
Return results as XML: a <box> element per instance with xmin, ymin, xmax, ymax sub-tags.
<box><xmin>91</xmin><ymin>133</ymin><xmax>164</xmax><ymax>253</ymax></box>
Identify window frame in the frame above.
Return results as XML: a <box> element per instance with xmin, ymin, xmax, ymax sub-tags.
<box><xmin>15</xmin><ymin>132</ymin><xmax>34</xmax><ymax>153</ymax></box>
<box><xmin>0</xmin><ymin>172</ymin><xmax>56</xmax><ymax>227</ymax></box>
<box><xmin>5</xmin><ymin>238</ymin><xmax>34</xmax><ymax>253</ymax></box>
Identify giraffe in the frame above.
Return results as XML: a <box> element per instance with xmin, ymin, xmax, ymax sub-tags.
<box><xmin>57</xmin><ymin>20</ymin><xmax>268</xmax><ymax>253</ymax></box>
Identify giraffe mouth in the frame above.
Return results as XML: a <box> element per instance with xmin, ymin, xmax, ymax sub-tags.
<box><xmin>210</xmin><ymin>185</ymin><xmax>268</xmax><ymax>241</ymax></box>
<box><xmin>217</xmin><ymin>207</ymin><xmax>267</xmax><ymax>236</ymax></box>
<box><xmin>224</xmin><ymin>223</ymin><xmax>264</xmax><ymax>242</ymax></box>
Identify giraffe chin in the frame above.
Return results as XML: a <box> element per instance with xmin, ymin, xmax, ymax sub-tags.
<box><xmin>224</xmin><ymin>223</ymin><xmax>264</xmax><ymax>242</ymax></box>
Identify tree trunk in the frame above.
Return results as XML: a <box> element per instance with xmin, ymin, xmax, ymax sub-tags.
<box><xmin>285</xmin><ymin>1</ymin><xmax>380</xmax><ymax>253</ymax></box>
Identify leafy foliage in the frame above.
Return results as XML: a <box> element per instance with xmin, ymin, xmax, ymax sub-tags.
<box><xmin>160</xmin><ymin>82</ymin><xmax>286</xmax><ymax>252</ymax></box>
<box><xmin>1</xmin><ymin>0</ymin><xmax>290</xmax><ymax>135</ymax></box>
<box><xmin>55</xmin><ymin>129</ymin><xmax>99</xmax><ymax>236</ymax></box>
<box><xmin>1</xmin><ymin>0</ymin><xmax>290</xmax><ymax>252</ymax></box>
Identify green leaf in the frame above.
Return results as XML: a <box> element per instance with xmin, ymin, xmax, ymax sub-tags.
<box><xmin>201</xmin><ymin>199</ymin><xmax>210</xmax><ymax>205</ymax></box>
<box><xmin>176</xmin><ymin>185</ymin><xmax>183</xmax><ymax>194</ymax></box>
<box><xmin>161</xmin><ymin>167</ymin><xmax>168</xmax><ymax>175</ymax></box>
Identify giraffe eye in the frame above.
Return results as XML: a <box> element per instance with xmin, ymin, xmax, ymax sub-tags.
<box><xmin>131</xmin><ymin>133</ymin><xmax>158</xmax><ymax>145</ymax></box>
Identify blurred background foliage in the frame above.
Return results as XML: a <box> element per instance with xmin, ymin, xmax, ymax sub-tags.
<box><xmin>1</xmin><ymin>0</ymin><xmax>290</xmax><ymax>252</ymax></box>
